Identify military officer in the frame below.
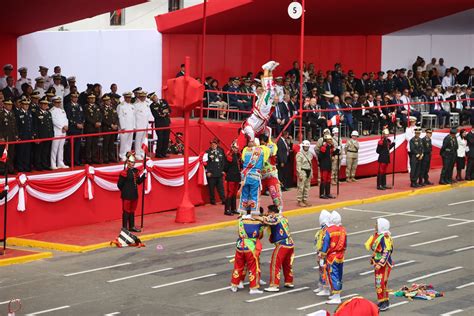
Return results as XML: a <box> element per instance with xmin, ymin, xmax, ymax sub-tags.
<box><xmin>419</xmin><ymin>128</ymin><xmax>433</xmax><ymax>185</ymax></box>
<box><xmin>133</xmin><ymin>91</ymin><xmax>151</xmax><ymax>160</ymax></box>
<box><xmin>117</xmin><ymin>92</ymin><xmax>135</xmax><ymax>161</ymax></box>
<box><xmin>375</xmin><ymin>71</ymin><xmax>385</xmax><ymax>95</ymax></box>
<box><xmin>51</xmin><ymin>74</ymin><xmax>65</xmax><ymax>100</ymax></box>
<box><xmin>149</xmin><ymin>92</ymin><xmax>171</xmax><ymax>158</ymax></box>
<box><xmin>439</xmin><ymin>128</ymin><xmax>458</xmax><ymax>185</ymax></box>
<box><xmin>409</xmin><ymin>127</ymin><xmax>423</xmax><ymax>187</ymax></box>
<box><xmin>50</xmin><ymin>96</ymin><xmax>69</xmax><ymax>169</ymax></box>
<box><xmin>34</xmin><ymin>98</ymin><xmax>54</xmax><ymax>170</ymax></box>
<box><xmin>384</xmin><ymin>70</ymin><xmax>396</xmax><ymax>93</ymax></box>
<box><xmin>34</xmin><ymin>77</ymin><xmax>46</xmax><ymax>98</ymax></box>
<box><xmin>366</xmin><ymin>72</ymin><xmax>377</xmax><ymax>92</ymax></box>
<box><xmin>65</xmin><ymin>92</ymin><xmax>84</xmax><ymax>166</ymax></box>
<box><xmin>15</xmin><ymin>97</ymin><xmax>34</xmax><ymax>172</ymax></box>
<box><xmin>0</xmin><ymin>100</ymin><xmax>19</xmax><ymax>174</ymax></box>
<box><xmin>15</xmin><ymin>67</ymin><xmax>32</xmax><ymax>92</ymax></box>
<box><xmin>38</xmin><ymin>66</ymin><xmax>52</xmax><ymax>90</ymax></box>
<box><xmin>84</xmin><ymin>94</ymin><xmax>102</xmax><ymax>164</ymax></box>
<box><xmin>0</xmin><ymin>64</ymin><xmax>13</xmax><ymax>90</ymax></box>
<box><xmin>101</xmin><ymin>95</ymin><xmax>119</xmax><ymax>163</ymax></box>
<box><xmin>30</xmin><ymin>90</ymin><xmax>41</xmax><ymax>114</ymax></box>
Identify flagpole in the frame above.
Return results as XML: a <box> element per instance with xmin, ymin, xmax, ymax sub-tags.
<box><xmin>391</xmin><ymin>123</ymin><xmax>397</xmax><ymax>188</ymax></box>
<box><xmin>336</xmin><ymin>121</ymin><xmax>341</xmax><ymax>196</ymax></box>
<box><xmin>140</xmin><ymin>132</ymin><xmax>147</xmax><ymax>229</ymax></box>
<box><xmin>2</xmin><ymin>143</ymin><xmax>8</xmax><ymax>254</ymax></box>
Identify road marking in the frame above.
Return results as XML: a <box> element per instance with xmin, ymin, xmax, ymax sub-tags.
<box><xmin>25</xmin><ymin>305</ymin><xmax>70</xmax><ymax>315</ymax></box>
<box><xmin>198</xmin><ymin>282</ymin><xmax>250</xmax><ymax>295</ymax></box>
<box><xmin>185</xmin><ymin>242</ymin><xmax>235</xmax><ymax>253</ymax></box>
<box><xmin>293</xmin><ymin>227</ymin><xmax>318</xmax><ymax>234</ymax></box>
<box><xmin>151</xmin><ymin>274</ymin><xmax>217</xmax><ymax>289</ymax></box>
<box><xmin>407</xmin><ymin>266</ymin><xmax>463</xmax><ymax>283</ymax></box>
<box><xmin>343</xmin><ymin>207</ymin><xmax>471</xmax><ymax>223</ymax></box>
<box><xmin>347</xmin><ymin>228</ymin><xmax>374</xmax><ymax>236</ymax></box>
<box><xmin>454</xmin><ymin>246</ymin><xmax>474</xmax><ymax>252</ymax></box>
<box><xmin>448</xmin><ymin>221</ymin><xmax>472</xmax><ymax>227</ymax></box>
<box><xmin>393</xmin><ymin>232</ymin><xmax>420</xmax><ymax>239</ymax></box>
<box><xmin>359</xmin><ymin>260</ymin><xmax>416</xmax><ymax>276</ymax></box>
<box><xmin>104</xmin><ymin>313</ymin><xmax>121</xmax><ymax>316</ymax></box>
<box><xmin>345</xmin><ymin>254</ymin><xmax>371</xmax><ymax>263</ymax></box>
<box><xmin>0</xmin><ymin>300</ymin><xmax>11</xmax><ymax>305</ymax></box>
<box><xmin>246</xmin><ymin>287</ymin><xmax>309</xmax><ymax>303</ymax></box>
<box><xmin>440</xmin><ymin>310</ymin><xmax>464</xmax><ymax>316</ymax></box>
<box><xmin>410</xmin><ymin>235</ymin><xmax>458</xmax><ymax>247</ymax></box>
<box><xmin>297</xmin><ymin>293</ymin><xmax>359</xmax><ymax>310</ymax></box>
<box><xmin>409</xmin><ymin>214</ymin><xmax>451</xmax><ymax>223</ymax></box>
<box><xmin>64</xmin><ymin>262</ymin><xmax>132</xmax><ymax>276</ymax></box>
<box><xmin>456</xmin><ymin>282</ymin><xmax>474</xmax><ymax>289</ymax></box>
<box><xmin>107</xmin><ymin>268</ymin><xmax>173</xmax><ymax>283</ymax></box>
<box><xmin>448</xmin><ymin>199</ymin><xmax>474</xmax><ymax>206</ymax></box>
<box><xmin>371</xmin><ymin>210</ymin><xmax>415</xmax><ymax>219</ymax></box>
<box><xmin>294</xmin><ymin>251</ymin><xmax>316</xmax><ymax>259</ymax></box>
<box><xmin>390</xmin><ymin>301</ymin><xmax>409</xmax><ymax>308</ymax></box>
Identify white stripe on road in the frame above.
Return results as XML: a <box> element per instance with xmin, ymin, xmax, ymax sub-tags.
<box><xmin>343</xmin><ymin>207</ymin><xmax>471</xmax><ymax>223</ymax></box>
<box><xmin>407</xmin><ymin>266</ymin><xmax>463</xmax><ymax>283</ymax></box>
<box><xmin>104</xmin><ymin>313</ymin><xmax>121</xmax><ymax>316</ymax></box>
<box><xmin>390</xmin><ymin>301</ymin><xmax>409</xmax><ymax>308</ymax></box>
<box><xmin>453</xmin><ymin>246</ymin><xmax>474</xmax><ymax>252</ymax></box>
<box><xmin>456</xmin><ymin>282</ymin><xmax>474</xmax><ymax>289</ymax></box>
<box><xmin>393</xmin><ymin>232</ymin><xmax>420</xmax><ymax>239</ymax></box>
<box><xmin>347</xmin><ymin>228</ymin><xmax>375</xmax><ymax>236</ymax></box>
<box><xmin>0</xmin><ymin>300</ymin><xmax>11</xmax><ymax>305</ymax></box>
<box><xmin>410</xmin><ymin>235</ymin><xmax>458</xmax><ymax>247</ymax></box>
<box><xmin>297</xmin><ymin>293</ymin><xmax>359</xmax><ymax>310</ymax></box>
<box><xmin>64</xmin><ymin>262</ymin><xmax>132</xmax><ymax>276</ymax></box>
<box><xmin>371</xmin><ymin>210</ymin><xmax>415</xmax><ymax>219</ymax></box>
<box><xmin>448</xmin><ymin>221</ymin><xmax>473</xmax><ymax>227</ymax></box>
<box><xmin>151</xmin><ymin>274</ymin><xmax>217</xmax><ymax>289</ymax></box>
<box><xmin>198</xmin><ymin>282</ymin><xmax>250</xmax><ymax>295</ymax></box>
<box><xmin>184</xmin><ymin>242</ymin><xmax>235</xmax><ymax>253</ymax></box>
<box><xmin>293</xmin><ymin>227</ymin><xmax>318</xmax><ymax>234</ymax></box>
<box><xmin>345</xmin><ymin>254</ymin><xmax>371</xmax><ymax>263</ymax></box>
<box><xmin>107</xmin><ymin>268</ymin><xmax>173</xmax><ymax>283</ymax></box>
<box><xmin>448</xmin><ymin>199</ymin><xmax>474</xmax><ymax>206</ymax></box>
<box><xmin>409</xmin><ymin>214</ymin><xmax>451</xmax><ymax>223</ymax></box>
<box><xmin>26</xmin><ymin>305</ymin><xmax>71</xmax><ymax>315</ymax></box>
<box><xmin>295</xmin><ymin>252</ymin><xmax>316</xmax><ymax>259</ymax></box>
<box><xmin>440</xmin><ymin>310</ymin><xmax>464</xmax><ymax>316</ymax></box>
<box><xmin>359</xmin><ymin>260</ymin><xmax>416</xmax><ymax>276</ymax></box>
<box><xmin>246</xmin><ymin>287</ymin><xmax>309</xmax><ymax>303</ymax></box>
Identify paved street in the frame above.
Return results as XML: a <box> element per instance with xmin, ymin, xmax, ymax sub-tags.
<box><xmin>1</xmin><ymin>187</ymin><xmax>473</xmax><ymax>316</ymax></box>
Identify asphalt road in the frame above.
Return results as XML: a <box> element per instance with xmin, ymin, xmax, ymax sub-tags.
<box><xmin>1</xmin><ymin>187</ymin><xmax>473</xmax><ymax>316</ymax></box>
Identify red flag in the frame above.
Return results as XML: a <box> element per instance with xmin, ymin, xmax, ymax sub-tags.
<box><xmin>141</xmin><ymin>133</ymin><xmax>148</xmax><ymax>153</ymax></box>
<box><xmin>328</xmin><ymin>115</ymin><xmax>340</xmax><ymax>127</ymax></box>
<box><xmin>391</xmin><ymin>113</ymin><xmax>397</xmax><ymax>123</ymax></box>
<box><xmin>0</xmin><ymin>146</ymin><xmax>7</xmax><ymax>163</ymax></box>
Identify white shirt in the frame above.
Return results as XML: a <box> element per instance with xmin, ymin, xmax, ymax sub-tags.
<box><xmin>437</xmin><ymin>64</ymin><xmax>447</xmax><ymax>77</ymax></box>
<box><xmin>400</xmin><ymin>95</ymin><xmax>414</xmax><ymax>110</ymax></box>
<box><xmin>426</xmin><ymin>63</ymin><xmax>436</xmax><ymax>72</ymax></box>
<box><xmin>117</xmin><ymin>102</ymin><xmax>135</xmax><ymax>130</ymax></box>
<box><xmin>405</xmin><ymin>126</ymin><xmax>415</xmax><ymax>151</ymax></box>
<box><xmin>134</xmin><ymin>100</ymin><xmax>151</xmax><ymax>129</ymax></box>
<box><xmin>50</xmin><ymin>106</ymin><xmax>69</xmax><ymax>136</ymax></box>
<box><xmin>15</xmin><ymin>77</ymin><xmax>32</xmax><ymax>91</ymax></box>
<box><xmin>53</xmin><ymin>84</ymin><xmax>65</xmax><ymax>99</ymax></box>
<box><xmin>41</xmin><ymin>75</ymin><xmax>52</xmax><ymax>89</ymax></box>
<box><xmin>456</xmin><ymin>135</ymin><xmax>467</xmax><ymax>157</ymax></box>
<box><xmin>441</xmin><ymin>75</ymin><xmax>452</xmax><ymax>89</ymax></box>
<box><xmin>275</xmin><ymin>85</ymin><xmax>284</xmax><ymax>103</ymax></box>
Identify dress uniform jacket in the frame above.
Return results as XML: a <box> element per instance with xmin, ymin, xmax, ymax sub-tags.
<box><xmin>0</xmin><ymin>109</ymin><xmax>18</xmax><ymax>141</ymax></box>
<box><xmin>117</xmin><ymin>102</ymin><xmax>135</xmax><ymax>130</ymax></box>
<box><xmin>150</xmin><ymin>100</ymin><xmax>171</xmax><ymax>128</ymax></box>
<box><xmin>102</xmin><ymin>106</ymin><xmax>119</xmax><ymax>132</ymax></box>
<box><xmin>376</xmin><ymin>138</ymin><xmax>394</xmax><ymax>164</ymax></box>
<box><xmin>50</xmin><ymin>107</ymin><xmax>68</xmax><ymax>136</ymax></box>
<box><xmin>205</xmin><ymin>147</ymin><xmax>225</xmax><ymax>177</ymax></box>
<box><xmin>117</xmin><ymin>168</ymin><xmax>145</xmax><ymax>200</ymax></box>
<box><xmin>16</xmin><ymin>109</ymin><xmax>34</xmax><ymax>140</ymax></box>
<box><xmin>34</xmin><ymin>109</ymin><xmax>54</xmax><ymax>139</ymax></box>
<box><xmin>84</xmin><ymin>103</ymin><xmax>102</xmax><ymax>133</ymax></box>
<box><xmin>440</xmin><ymin>135</ymin><xmax>458</xmax><ymax>159</ymax></box>
<box><xmin>15</xmin><ymin>78</ymin><xmax>32</xmax><ymax>91</ymax></box>
<box><xmin>134</xmin><ymin>101</ymin><xmax>150</xmax><ymax>129</ymax></box>
<box><xmin>66</xmin><ymin>103</ymin><xmax>84</xmax><ymax>135</ymax></box>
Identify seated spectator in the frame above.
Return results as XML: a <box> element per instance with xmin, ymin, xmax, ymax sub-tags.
<box><xmin>239</xmin><ymin>77</ymin><xmax>254</xmax><ymax>119</ymax></box>
<box><xmin>428</xmin><ymin>88</ymin><xmax>450</xmax><ymax>128</ymax></box>
<box><xmin>304</xmin><ymin>97</ymin><xmax>327</xmax><ymax>140</ymax></box>
<box><xmin>227</xmin><ymin>77</ymin><xmax>245</xmax><ymax>111</ymax></box>
<box><xmin>461</xmin><ymin>86</ymin><xmax>473</xmax><ymax>125</ymax></box>
<box><xmin>362</xmin><ymin>94</ymin><xmax>380</xmax><ymax>135</ymax></box>
<box><xmin>341</xmin><ymin>95</ymin><xmax>354</xmax><ymax>131</ymax></box>
<box><xmin>207</xmin><ymin>79</ymin><xmax>228</xmax><ymax>120</ymax></box>
<box><xmin>400</xmin><ymin>89</ymin><xmax>421</xmax><ymax>122</ymax></box>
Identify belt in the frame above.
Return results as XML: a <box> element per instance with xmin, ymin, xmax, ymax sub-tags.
<box><xmin>347</xmin><ymin>150</ymin><xmax>358</xmax><ymax>153</ymax></box>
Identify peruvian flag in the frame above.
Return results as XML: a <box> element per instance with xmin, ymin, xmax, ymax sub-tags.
<box><xmin>0</xmin><ymin>145</ymin><xmax>7</xmax><ymax>163</ymax></box>
<box><xmin>328</xmin><ymin>114</ymin><xmax>340</xmax><ymax>127</ymax></box>
<box><xmin>141</xmin><ymin>133</ymin><xmax>149</xmax><ymax>153</ymax></box>
<box><xmin>391</xmin><ymin>112</ymin><xmax>397</xmax><ymax>123</ymax></box>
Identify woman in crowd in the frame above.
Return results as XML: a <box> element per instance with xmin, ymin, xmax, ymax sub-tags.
<box><xmin>208</xmin><ymin>79</ymin><xmax>228</xmax><ymax>120</ymax></box>
<box><xmin>456</xmin><ymin>129</ymin><xmax>467</xmax><ymax>181</ymax></box>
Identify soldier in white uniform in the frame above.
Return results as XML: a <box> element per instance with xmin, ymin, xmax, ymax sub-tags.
<box><xmin>50</xmin><ymin>96</ymin><xmax>69</xmax><ymax>169</ymax></box>
<box><xmin>0</xmin><ymin>64</ymin><xmax>13</xmax><ymax>90</ymax></box>
<box><xmin>34</xmin><ymin>77</ymin><xmax>46</xmax><ymax>98</ymax></box>
<box><xmin>133</xmin><ymin>90</ymin><xmax>151</xmax><ymax>159</ymax></box>
<box><xmin>117</xmin><ymin>92</ymin><xmax>135</xmax><ymax>161</ymax></box>
<box><xmin>64</xmin><ymin>76</ymin><xmax>76</xmax><ymax>97</ymax></box>
<box><xmin>51</xmin><ymin>74</ymin><xmax>65</xmax><ymax>100</ymax></box>
<box><xmin>39</xmin><ymin>66</ymin><xmax>52</xmax><ymax>90</ymax></box>
<box><xmin>15</xmin><ymin>67</ymin><xmax>32</xmax><ymax>92</ymax></box>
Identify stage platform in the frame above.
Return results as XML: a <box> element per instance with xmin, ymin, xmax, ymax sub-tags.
<box><xmin>9</xmin><ymin>168</ymin><xmax>472</xmax><ymax>255</ymax></box>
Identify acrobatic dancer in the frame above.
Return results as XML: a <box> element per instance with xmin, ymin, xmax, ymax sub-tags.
<box><xmin>236</xmin><ymin>61</ymin><xmax>280</xmax><ymax>150</ymax></box>
<box><xmin>259</xmin><ymin>134</ymin><xmax>283</xmax><ymax>212</ymax></box>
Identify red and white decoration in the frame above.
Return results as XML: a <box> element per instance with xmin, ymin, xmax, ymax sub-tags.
<box><xmin>0</xmin><ymin>156</ymin><xmax>207</xmax><ymax>212</ymax></box>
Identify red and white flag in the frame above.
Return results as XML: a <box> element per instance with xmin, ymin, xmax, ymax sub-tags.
<box><xmin>141</xmin><ymin>133</ymin><xmax>149</xmax><ymax>153</ymax></box>
<box><xmin>0</xmin><ymin>146</ymin><xmax>7</xmax><ymax>163</ymax></box>
<box><xmin>328</xmin><ymin>115</ymin><xmax>340</xmax><ymax>127</ymax></box>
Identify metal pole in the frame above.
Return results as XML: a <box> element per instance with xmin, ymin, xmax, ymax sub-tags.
<box><xmin>198</xmin><ymin>0</ymin><xmax>207</xmax><ymax>153</ymax></box>
<box><xmin>337</xmin><ymin>122</ymin><xmax>341</xmax><ymax>196</ymax></box>
<box><xmin>2</xmin><ymin>143</ymin><xmax>8</xmax><ymax>254</ymax></box>
<box><xmin>392</xmin><ymin>127</ymin><xmax>397</xmax><ymax>188</ymax></box>
<box><xmin>140</xmin><ymin>138</ymin><xmax>147</xmax><ymax>229</ymax></box>
<box><xmin>70</xmin><ymin>136</ymin><xmax>74</xmax><ymax>170</ymax></box>
<box><xmin>298</xmin><ymin>0</ymin><xmax>305</xmax><ymax>143</ymax></box>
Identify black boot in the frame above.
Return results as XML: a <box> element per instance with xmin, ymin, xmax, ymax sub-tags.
<box><xmin>377</xmin><ymin>175</ymin><xmax>385</xmax><ymax>190</ymax></box>
<box><xmin>122</xmin><ymin>211</ymin><xmax>128</xmax><ymax>230</ymax></box>
<box><xmin>129</xmin><ymin>213</ymin><xmax>141</xmax><ymax>232</ymax></box>
<box><xmin>325</xmin><ymin>183</ymin><xmax>335</xmax><ymax>199</ymax></box>
<box><xmin>319</xmin><ymin>183</ymin><xmax>327</xmax><ymax>199</ymax></box>
<box><xmin>224</xmin><ymin>198</ymin><xmax>233</xmax><ymax>216</ymax></box>
<box><xmin>382</xmin><ymin>175</ymin><xmax>391</xmax><ymax>189</ymax></box>
<box><xmin>231</xmin><ymin>196</ymin><xmax>239</xmax><ymax>214</ymax></box>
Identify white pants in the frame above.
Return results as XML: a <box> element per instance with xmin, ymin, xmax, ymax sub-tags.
<box><xmin>119</xmin><ymin>131</ymin><xmax>134</xmax><ymax>161</ymax></box>
<box><xmin>134</xmin><ymin>131</ymin><xmax>146</xmax><ymax>159</ymax></box>
<box><xmin>51</xmin><ymin>138</ymin><xmax>65</xmax><ymax>168</ymax></box>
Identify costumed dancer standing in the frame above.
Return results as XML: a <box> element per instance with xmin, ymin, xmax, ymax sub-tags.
<box><xmin>117</xmin><ymin>152</ymin><xmax>146</xmax><ymax>232</ymax></box>
<box><xmin>320</xmin><ymin>211</ymin><xmax>347</xmax><ymax>305</ymax></box>
<box><xmin>314</xmin><ymin>210</ymin><xmax>331</xmax><ymax>295</ymax></box>
<box><xmin>239</xmin><ymin>139</ymin><xmax>270</xmax><ymax>214</ymax></box>
<box><xmin>376</xmin><ymin>128</ymin><xmax>395</xmax><ymax>190</ymax></box>
<box><xmin>259</xmin><ymin>134</ymin><xmax>283</xmax><ymax>212</ymax></box>
<box><xmin>236</xmin><ymin>61</ymin><xmax>280</xmax><ymax>150</ymax></box>
<box><xmin>264</xmin><ymin>205</ymin><xmax>295</xmax><ymax>292</ymax></box>
<box><xmin>230</xmin><ymin>211</ymin><xmax>265</xmax><ymax>294</ymax></box>
<box><xmin>365</xmin><ymin>218</ymin><xmax>394</xmax><ymax>312</ymax></box>
<box><xmin>224</xmin><ymin>142</ymin><xmax>241</xmax><ymax>216</ymax></box>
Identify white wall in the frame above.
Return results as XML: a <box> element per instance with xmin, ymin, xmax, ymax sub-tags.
<box><xmin>382</xmin><ymin>34</ymin><xmax>474</xmax><ymax>72</ymax></box>
<box><xmin>18</xmin><ymin>29</ymin><xmax>162</xmax><ymax>96</ymax></box>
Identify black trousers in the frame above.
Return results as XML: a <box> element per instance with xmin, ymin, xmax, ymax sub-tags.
<box><xmin>16</xmin><ymin>143</ymin><xmax>32</xmax><ymax>172</ymax></box>
<box><xmin>409</xmin><ymin>155</ymin><xmax>421</xmax><ymax>183</ymax></box>
<box><xmin>440</xmin><ymin>155</ymin><xmax>455</xmax><ymax>183</ymax></box>
<box><xmin>419</xmin><ymin>155</ymin><xmax>431</xmax><ymax>183</ymax></box>
<box><xmin>277</xmin><ymin>163</ymin><xmax>288</xmax><ymax>188</ymax></box>
<box><xmin>85</xmin><ymin>136</ymin><xmax>99</xmax><ymax>163</ymax></box>
<box><xmin>465</xmin><ymin>157</ymin><xmax>474</xmax><ymax>180</ymax></box>
<box><xmin>35</xmin><ymin>141</ymin><xmax>51</xmax><ymax>170</ymax></box>
<box><xmin>155</xmin><ymin>128</ymin><xmax>170</xmax><ymax>158</ymax></box>
<box><xmin>103</xmin><ymin>134</ymin><xmax>117</xmax><ymax>163</ymax></box>
<box><xmin>207</xmin><ymin>176</ymin><xmax>225</xmax><ymax>203</ymax></box>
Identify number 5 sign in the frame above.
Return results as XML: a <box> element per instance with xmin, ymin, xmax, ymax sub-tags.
<box><xmin>288</xmin><ymin>2</ymin><xmax>303</xmax><ymax>19</ymax></box>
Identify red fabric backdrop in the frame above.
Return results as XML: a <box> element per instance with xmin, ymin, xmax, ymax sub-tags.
<box><xmin>162</xmin><ymin>34</ymin><xmax>381</xmax><ymax>85</ymax></box>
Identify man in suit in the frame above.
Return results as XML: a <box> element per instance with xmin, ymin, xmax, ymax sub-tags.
<box><xmin>176</xmin><ymin>64</ymin><xmax>185</xmax><ymax>77</ymax></box>
<box><xmin>428</xmin><ymin>88</ymin><xmax>450</xmax><ymax>128</ymax></box>
<box><xmin>355</xmin><ymin>73</ymin><xmax>368</xmax><ymax>95</ymax></box>
<box><xmin>273</xmin><ymin>94</ymin><xmax>289</xmax><ymax>135</ymax></box>
<box><xmin>461</xmin><ymin>86</ymin><xmax>473</xmax><ymax>125</ymax></box>
<box><xmin>277</xmin><ymin>131</ymin><xmax>291</xmax><ymax>191</ymax></box>
<box><xmin>2</xmin><ymin>76</ymin><xmax>19</xmax><ymax>101</ymax></box>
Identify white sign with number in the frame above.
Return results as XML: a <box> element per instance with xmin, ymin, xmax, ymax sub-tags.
<box><xmin>288</xmin><ymin>2</ymin><xmax>302</xmax><ymax>19</ymax></box>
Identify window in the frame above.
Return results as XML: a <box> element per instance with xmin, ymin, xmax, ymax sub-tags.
<box><xmin>168</xmin><ymin>0</ymin><xmax>183</xmax><ymax>12</ymax></box>
<box><xmin>110</xmin><ymin>9</ymin><xmax>125</xmax><ymax>26</ymax></box>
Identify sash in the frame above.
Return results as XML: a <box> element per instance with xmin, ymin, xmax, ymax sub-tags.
<box><xmin>241</xmin><ymin>148</ymin><xmax>262</xmax><ymax>178</ymax></box>
<box><xmin>238</xmin><ymin>220</ymin><xmax>256</xmax><ymax>252</ymax></box>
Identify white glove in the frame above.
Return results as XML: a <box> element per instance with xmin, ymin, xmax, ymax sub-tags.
<box><xmin>143</xmin><ymin>169</ymin><xmax>147</xmax><ymax>175</ymax></box>
<box><xmin>4</xmin><ymin>185</ymin><xmax>9</xmax><ymax>191</ymax></box>
<box><xmin>319</xmin><ymin>259</ymin><xmax>325</xmax><ymax>267</ymax></box>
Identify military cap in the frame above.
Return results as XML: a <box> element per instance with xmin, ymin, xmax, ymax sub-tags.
<box><xmin>3</xmin><ymin>64</ymin><xmax>13</xmax><ymax>70</ymax></box>
<box><xmin>39</xmin><ymin>66</ymin><xmax>48</xmax><ymax>71</ymax></box>
<box><xmin>52</xmin><ymin>96</ymin><xmax>61</xmax><ymax>102</ymax></box>
<box><xmin>20</xmin><ymin>96</ymin><xmax>30</xmax><ymax>104</ymax></box>
<box><xmin>39</xmin><ymin>97</ymin><xmax>49</xmax><ymax>104</ymax></box>
<box><xmin>122</xmin><ymin>92</ymin><xmax>133</xmax><ymax>97</ymax></box>
<box><xmin>3</xmin><ymin>99</ymin><xmax>13</xmax><ymax>105</ymax></box>
<box><xmin>35</xmin><ymin>77</ymin><xmax>44</xmax><ymax>82</ymax></box>
<box><xmin>52</xmin><ymin>74</ymin><xmax>62</xmax><ymax>80</ymax></box>
<box><xmin>31</xmin><ymin>90</ymin><xmax>41</xmax><ymax>97</ymax></box>
<box><xmin>67</xmin><ymin>76</ymin><xmax>76</xmax><ymax>82</ymax></box>
<box><xmin>102</xmin><ymin>95</ymin><xmax>111</xmax><ymax>101</ymax></box>
<box><xmin>378</xmin><ymin>71</ymin><xmax>385</xmax><ymax>76</ymax></box>
<box><xmin>449</xmin><ymin>128</ymin><xmax>457</xmax><ymax>134</ymax></box>
<box><xmin>132</xmin><ymin>87</ymin><xmax>142</xmax><ymax>93</ymax></box>
<box><xmin>70</xmin><ymin>92</ymin><xmax>79</xmax><ymax>97</ymax></box>
<box><xmin>387</xmin><ymin>70</ymin><xmax>394</xmax><ymax>74</ymax></box>
<box><xmin>147</xmin><ymin>92</ymin><xmax>156</xmax><ymax>99</ymax></box>
<box><xmin>137</xmin><ymin>90</ymin><xmax>147</xmax><ymax>96</ymax></box>
<box><xmin>18</xmin><ymin>67</ymin><xmax>27</xmax><ymax>72</ymax></box>
<box><xmin>46</xmin><ymin>91</ymin><xmax>55</xmax><ymax>97</ymax></box>
<box><xmin>414</xmin><ymin>127</ymin><xmax>422</xmax><ymax>132</ymax></box>
<box><xmin>87</xmin><ymin>93</ymin><xmax>96</xmax><ymax>99</ymax></box>
<box><xmin>400</xmin><ymin>68</ymin><xmax>407</xmax><ymax>72</ymax></box>
<box><xmin>425</xmin><ymin>128</ymin><xmax>433</xmax><ymax>133</ymax></box>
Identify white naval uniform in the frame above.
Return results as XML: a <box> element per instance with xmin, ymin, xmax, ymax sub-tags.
<box><xmin>35</xmin><ymin>87</ymin><xmax>46</xmax><ymax>98</ymax></box>
<box><xmin>50</xmin><ymin>106</ymin><xmax>69</xmax><ymax>168</ymax></box>
<box><xmin>15</xmin><ymin>77</ymin><xmax>32</xmax><ymax>91</ymax></box>
<box><xmin>133</xmin><ymin>100</ymin><xmax>152</xmax><ymax>159</ymax></box>
<box><xmin>53</xmin><ymin>83</ymin><xmax>65</xmax><ymax>100</ymax></box>
<box><xmin>41</xmin><ymin>75</ymin><xmax>52</xmax><ymax>89</ymax></box>
<box><xmin>117</xmin><ymin>102</ymin><xmax>135</xmax><ymax>160</ymax></box>
<box><xmin>0</xmin><ymin>76</ymin><xmax>7</xmax><ymax>90</ymax></box>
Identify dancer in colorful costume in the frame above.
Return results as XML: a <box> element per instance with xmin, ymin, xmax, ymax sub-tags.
<box><xmin>259</xmin><ymin>134</ymin><xmax>283</xmax><ymax>212</ymax></box>
<box><xmin>314</xmin><ymin>210</ymin><xmax>331</xmax><ymax>295</ymax></box>
<box><xmin>365</xmin><ymin>218</ymin><xmax>393</xmax><ymax>312</ymax></box>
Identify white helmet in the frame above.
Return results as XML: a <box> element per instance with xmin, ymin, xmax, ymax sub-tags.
<box><xmin>332</xmin><ymin>127</ymin><xmax>339</xmax><ymax>134</ymax></box>
<box><xmin>301</xmin><ymin>140</ymin><xmax>311</xmax><ymax>147</ymax></box>
<box><xmin>351</xmin><ymin>130</ymin><xmax>359</xmax><ymax>137</ymax></box>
